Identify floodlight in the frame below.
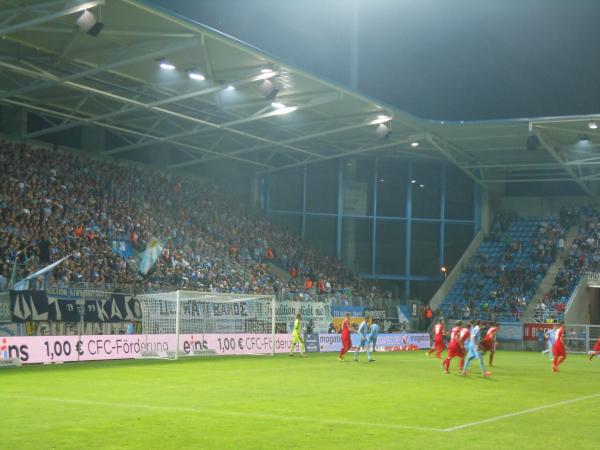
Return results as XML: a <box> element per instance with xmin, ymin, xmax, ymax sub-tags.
<box><xmin>76</xmin><ymin>10</ymin><xmax>103</xmax><ymax>36</ymax></box>
<box><xmin>588</xmin><ymin>122</ymin><xmax>598</xmax><ymax>130</ymax></box>
<box><xmin>159</xmin><ymin>60</ymin><xmax>176</xmax><ymax>70</ymax></box>
<box><xmin>188</xmin><ymin>71</ymin><xmax>205</xmax><ymax>81</ymax></box>
<box><xmin>411</xmin><ymin>142</ymin><xmax>419</xmax><ymax>148</ymax></box>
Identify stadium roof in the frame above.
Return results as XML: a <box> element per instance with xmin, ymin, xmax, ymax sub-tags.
<box><xmin>1</xmin><ymin>0</ymin><xmax>600</xmax><ymax>194</ymax></box>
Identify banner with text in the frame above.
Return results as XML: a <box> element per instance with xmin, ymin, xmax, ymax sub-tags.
<box><xmin>10</xmin><ymin>289</ymin><xmax>141</xmax><ymax>323</ymax></box>
<box><xmin>0</xmin><ymin>333</ymin><xmax>294</xmax><ymax>364</ymax></box>
<box><xmin>317</xmin><ymin>333</ymin><xmax>430</xmax><ymax>352</ymax></box>
<box><xmin>523</xmin><ymin>322</ymin><xmax>555</xmax><ymax>341</ymax></box>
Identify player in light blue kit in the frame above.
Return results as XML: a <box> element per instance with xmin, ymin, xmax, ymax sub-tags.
<box><xmin>542</xmin><ymin>325</ymin><xmax>556</xmax><ymax>360</ymax></box>
<box><xmin>353</xmin><ymin>316</ymin><xmax>370</xmax><ymax>361</ymax></box>
<box><xmin>366</xmin><ymin>322</ymin><xmax>380</xmax><ymax>362</ymax></box>
<box><xmin>462</xmin><ymin>320</ymin><xmax>491</xmax><ymax>376</ymax></box>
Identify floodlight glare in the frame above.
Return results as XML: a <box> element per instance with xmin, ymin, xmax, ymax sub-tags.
<box><xmin>271</xmin><ymin>102</ymin><xmax>286</xmax><ymax>109</ymax></box>
<box><xmin>411</xmin><ymin>142</ymin><xmax>419</xmax><ymax>148</ymax></box>
<box><xmin>589</xmin><ymin>122</ymin><xmax>598</xmax><ymax>130</ymax></box>
<box><xmin>188</xmin><ymin>71</ymin><xmax>205</xmax><ymax>81</ymax></box>
<box><xmin>159</xmin><ymin>60</ymin><xmax>176</xmax><ymax>70</ymax></box>
<box><xmin>272</xmin><ymin>106</ymin><xmax>297</xmax><ymax>115</ymax></box>
<box><xmin>419</xmin><ymin>184</ymin><xmax>425</xmax><ymax>188</ymax></box>
<box><xmin>226</xmin><ymin>85</ymin><xmax>235</xmax><ymax>91</ymax></box>
<box><xmin>369</xmin><ymin>115</ymin><xmax>392</xmax><ymax>125</ymax></box>
<box><xmin>411</xmin><ymin>180</ymin><xmax>416</xmax><ymax>184</ymax></box>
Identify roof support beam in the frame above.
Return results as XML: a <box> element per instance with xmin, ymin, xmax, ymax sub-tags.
<box><xmin>426</xmin><ymin>132</ymin><xmax>485</xmax><ymax>188</ymax></box>
<box><xmin>169</xmin><ymin>110</ymin><xmax>395</xmax><ymax>169</ymax></box>
<box><xmin>2</xmin><ymin>98</ymin><xmax>272</xmax><ymax>169</ymax></box>
<box><xmin>104</xmin><ymin>93</ymin><xmax>339</xmax><ymax>157</ymax></box>
<box><xmin>6</xmin><ymin>65</ymin><xmax>278</xmax><ymax>139</ymax></box>
<box><xmin>0</xmin><ymin>0</ymin><xmax>104</xmax><ymax>36</ymax></box>
<box><xmin>256</xmin><ymin>137</ymin><xmax>440</xmax><ymax>175</ymax></box>
<box><xmin>536</xmin><ymin>131</ymin><xmax>593</xmax><ymax>196</ymax></box>
<box><xmin>0</xmin><ymin>37</ymin><xmax>199</xmax><ymax>101</ymax></box>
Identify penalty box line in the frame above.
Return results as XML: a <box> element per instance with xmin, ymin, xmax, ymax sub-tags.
<box><xmin>0</xmin><ymin>394</ymin><xmax>442</xmax><ymax>433</ymax></box>
<box><xmin>443</xmin><ymin>392</ymin><xmax>600</xmax><ymax>432</ymax></box>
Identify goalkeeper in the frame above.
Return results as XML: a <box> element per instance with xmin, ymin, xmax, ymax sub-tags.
<box><xmin>289</xmin><ymin>313</ymin><xmax>306</xmax><ymax>357</ymax></box>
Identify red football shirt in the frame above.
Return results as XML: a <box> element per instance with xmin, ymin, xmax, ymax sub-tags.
<box><xmin>450</xmin><ymin>326</ymin><xmax>460</xmax><ymax>342</ymax></box>
<box><xmin>434</xmin><ymin>323</ymin><xmax>444</xmax><ymax>337</ymax></box>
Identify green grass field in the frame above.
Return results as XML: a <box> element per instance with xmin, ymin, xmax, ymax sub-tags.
<box><xmin>2</xmin><ymin>351</ymin><xmax>600</xmax><ymax>449</ymax></box>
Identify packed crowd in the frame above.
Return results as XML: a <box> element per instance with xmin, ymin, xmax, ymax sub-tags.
<box><xmin>537</xmin><ymin>206</ymin><xmax>600</xmax><ymax>320</ymax></box>
<box><xmin>0</xmin><ymin>141</ymin><xmax>392</xmax><ymax>306</ymax></box>
<box><xmin>444</xmin><ymin>214</ymin><xmax>565</xmax><ymax>322</ymax></box>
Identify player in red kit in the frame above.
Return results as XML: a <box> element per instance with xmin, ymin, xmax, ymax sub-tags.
<box><xmin>588</xmin><ymin>336</ymin><xmax>600</xmax><ymax>361</ymax></box>
<box><xmin>552</xmin><ymin>322</ymin><xmax>567</xmax><ymax>372</ymax></box>
<box><xmin>426</xmin><ymin>319</ymin><xmax>445</xmax><ymax>358</ymax></box>
<box><xmin>442</xmin><ymin>320</ymin><xmax>466</xmax><ymax>374</ymax></box>
<box><xmin>480</xmin><ymin>323</ymin><xmax>499</xmax><ymax>366</ymax></box>
<box><xmin>339</xmin><ymin>312</ymin><xmax>352</xmax><ymax>361</ymax></box>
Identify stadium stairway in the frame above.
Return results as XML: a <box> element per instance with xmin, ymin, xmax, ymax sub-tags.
<box><xmin>522</xmin><ymin>224</ymin><xmax>579</xmax><ymax>320</ymax></box>
<box><xmin>266</xmin><ymin>261</ymin><xmax>293</xmax><ymax>283</ymax></box>
<box><xmin>429</xmin><ymin>229</ymin><xmax>485</xmax><ymax>312</ymax></box>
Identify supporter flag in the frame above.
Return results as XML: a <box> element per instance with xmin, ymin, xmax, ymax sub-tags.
<box><xmin>139</xmin><ymin>238</ymin><xmax>164</xmax><ymax>275</ymax></box>
<box><xmin>13</xmin><ymin>254</ymin><xmax>71</xmax><ymax>291</ymax></box>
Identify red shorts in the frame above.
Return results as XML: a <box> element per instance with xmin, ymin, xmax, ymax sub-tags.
<box><xmin>480</xmin><ymin>339</ymin><xmax>494</xmax><ymax>352</ymax></box>
<box><xmin>447</xmin><ymin>341</ymin><xmax>463</xmax><ymax>358</ymax></box>
<box><xmin>553</xmin><ymin>342</ymin><xmax>566</xmax><ymax>357</ymax></box>
<box><xmin>434</xmin><ymin>336</ymin><xmax>444</xmax><ymax>345</ymax></box>
<box><xmin>341</xmin><ymin>334</ymin><xmax>351</xmax><ymax>348</ymax></box>
<box><xmin>593</xmin><ymin>340</ymin><xmax>600</xmax><ymax>352</ymax></box>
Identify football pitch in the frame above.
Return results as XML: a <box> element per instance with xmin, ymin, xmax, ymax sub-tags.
<box><xmin>2</xmin><ymin>351</ymin><xmax>599</xmax><ymax>449</ymax></box>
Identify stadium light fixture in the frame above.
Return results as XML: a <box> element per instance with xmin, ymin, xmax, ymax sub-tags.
<box><xmin>76</xmin><ymin>9</ymin><xmax>104</xmax><ymax>36</ymax></box>
<box><xmin>188</xmin><ymin>71</ymin><xmax>205</xmax><ymax>81</ymax></box>
<box><xmin>271</xmin><ymin>102</ymin><xmax>286</xmax><ymax>109</ymax></box>
<box><xmin>159</xmin><ymin>60</ymin><xmax>176</xmax><ymax>70</ymax></box>
<box><xmin>379</xmin><ymin>177</ymin><xmax>385</xmax><ymax>182</ymax></box>
<box><xmin>589</xmin><ymin>122</ymin><xmax>598</xmax><ymax>130</ymax></box>
<box><xmin>419</xmin><ymin>184</ymin><xmax>424</xmax><ymax>188</ymax></box>
<box><xmin>411</xmin><ymin>179</ymin><xmax>416</xmax><ymax>184</ymax></box>
<box><xmin>260</xmin><ymin>79</ymin><xmax>280</xmax><ymax>101</ymax></box>
<box><xmin>411</xmin><ymin>141</ymin><xmax>419</xmax><ymax>148</ymax></box>
<box><xmin>375</xmin><ymin>123</ymin><xmax>390</xmax><ymax>138</ymax></box>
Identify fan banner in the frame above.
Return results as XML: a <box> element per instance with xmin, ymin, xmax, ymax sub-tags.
<box><xmin>10</xmin><ymin>289</ymin><xmax>141</xmax><ymax>323</ymax></box>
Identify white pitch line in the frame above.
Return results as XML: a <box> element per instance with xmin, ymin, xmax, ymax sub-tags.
<box><xmin>0</xmin><ymin>394</ymin><xmax>442</xmax><ymax>433</ymax></box>
<box><xmin>443</xmin><ymin>393</ymin><xmax>600</xmax><ymax>432</ymax></box>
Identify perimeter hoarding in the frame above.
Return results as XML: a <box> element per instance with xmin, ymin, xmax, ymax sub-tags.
<box><xmin>1</xmin><ymin>332</ymin><xmax>431</xmax><ymax>364</ymax></box>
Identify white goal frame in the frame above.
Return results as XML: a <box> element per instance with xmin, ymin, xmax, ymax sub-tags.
<box><xmin>136</xmin><ymin>290</ymin><xmax>276</xmax><ymax>360</ymax></box>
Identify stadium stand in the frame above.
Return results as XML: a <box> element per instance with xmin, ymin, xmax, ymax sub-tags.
<box><xmin>439</xmin><ymin>215</ymin><xmax>565</xmax><ymax>322</ymax></box>
<box><xmin>535</xmin><ymin>207</ymin><xmax>600</xmax><ymax>321</ymax></box>
<box><xmin>0</xmin><ymin>140</ymin><xmax>391</xmax><ymax>309</ymax></box>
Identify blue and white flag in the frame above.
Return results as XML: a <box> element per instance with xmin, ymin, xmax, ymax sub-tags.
<box><xmin>139</xmin><ymin>238</ymin><xmax>164</xmax><ymax>275</ymax></box>
<box><xmin>13</xmin><ymin>254</ymin><xmax>71</xmax><ymax>291</ymax></box>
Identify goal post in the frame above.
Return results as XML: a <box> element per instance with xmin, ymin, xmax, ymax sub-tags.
<box><xmin>136</xmin><ymin>290</ymin><xmax>277</xmax><ymax>360</ymax></box>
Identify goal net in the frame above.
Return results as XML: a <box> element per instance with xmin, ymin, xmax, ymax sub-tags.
<box><xmin>136</xmin><ymin>291</ymin><xmax>276</xmax><ymax>360</ymax></box>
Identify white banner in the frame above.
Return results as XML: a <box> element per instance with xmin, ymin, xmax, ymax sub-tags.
<box><xmin>317</xmin><ymin>333</ymin><xmax>430</xmax><ymax>352</ymax></box>
<box><xmin>0</xmin><ymin>333</ymin><xmax>295</xmax><ymax>364</ymax></box>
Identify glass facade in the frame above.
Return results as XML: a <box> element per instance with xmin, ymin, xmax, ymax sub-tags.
<box><xmin>265</xmin><ymin>158</ymin><xmax>478</xmax><ymax>300</ymax></box>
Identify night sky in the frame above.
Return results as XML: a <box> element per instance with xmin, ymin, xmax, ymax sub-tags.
<box><xmin>149</xmin><ymin>0</ymin><xmax>600</xmax><ymax>121</ymax></box>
